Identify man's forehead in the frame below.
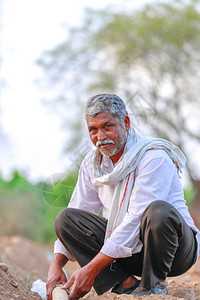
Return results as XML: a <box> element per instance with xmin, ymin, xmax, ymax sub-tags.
<box><xmin>87</xmin><ymin>111</ymin><xmax>117</xmax><ymax>125</ymax></box>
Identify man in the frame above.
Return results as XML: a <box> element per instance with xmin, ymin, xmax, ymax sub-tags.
<box><xmin>46</xmin><ymin>94</ymin><xmax>200</xmax><ymax>300</ymax></box>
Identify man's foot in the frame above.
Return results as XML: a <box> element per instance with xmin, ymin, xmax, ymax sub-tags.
<box><xmin>131</xmin><ymin>282</ymin><xmax>168</xmax><ymax>296</ymax></box>
<box><xmin>111</xmin><ymin>276</ymin><xmax>140</xmax><ymax>295</ymax></box>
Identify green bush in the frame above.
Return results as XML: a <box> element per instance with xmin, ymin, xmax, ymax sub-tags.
<box><xmin>184</xmin><ymin>187</ymin><xmax>195</xmax><ymax>208</ymax></box>
<box><xmin>0</xmin><ymin>170</ymin><xmax>78</xmax><ymax>244</ymax></box>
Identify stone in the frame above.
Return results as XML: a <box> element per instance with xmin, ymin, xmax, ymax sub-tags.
<box><xmin>10</xmin><ymin>281</ymin><xmax>18</xmax><ymax>288</ymax></box>
<box><xmin>0</xmin><ymin>262</ymin><xmax>9</xmax><ymax>272</ymax></box>
<box><xmin>173</xmin><ymin>288</ymin><xmax>196</xmax><ymax>300</ymax></box>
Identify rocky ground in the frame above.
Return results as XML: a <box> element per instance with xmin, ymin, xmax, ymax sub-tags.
<box><xmin>0</xmin><ymin>236</ymin><xmax>48</xmax><ymax>299</ymax></box>
<box><xmin>0</xmin><ymin>235</ymin><xmax>200</xmax><ymax>299</ymax></box>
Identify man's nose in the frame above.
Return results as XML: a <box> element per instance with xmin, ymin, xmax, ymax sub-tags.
<box><xmin>97</xmin><ymin>129</ymin><xmax>107</xmax><ymax>141</ymax></box>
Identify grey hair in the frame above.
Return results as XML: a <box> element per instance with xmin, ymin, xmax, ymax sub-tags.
<box><xmin>85</xmin><ymin>94</ymin><xmax>128</xmax><ymax>121</ymax></box>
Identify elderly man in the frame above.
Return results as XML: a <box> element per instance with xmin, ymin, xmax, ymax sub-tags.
<box><xmin>46</xmin><ymin>94</ymin><xmax>200</xmax><ymax>300</ymax></box>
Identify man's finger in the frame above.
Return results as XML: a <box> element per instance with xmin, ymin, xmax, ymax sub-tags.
<box><xmin>46</xmin><ymin>285</ymin><xmax>54</xmax><ymax>300</ymax></box>
<box><xmin>68</xmin><ymin>284</ymin><xmax>82</xmax><ymax>300</ymax></box>
<box><xmin>61</xmin><ymin>276</ymin><xmax>74</xmax><ymax>290</ymax></box>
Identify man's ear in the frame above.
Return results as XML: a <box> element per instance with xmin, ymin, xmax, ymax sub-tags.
<box><xmin>124</xmin><ymin>115</ymin><xmax>130</xmax><ymax>131</ymax></box>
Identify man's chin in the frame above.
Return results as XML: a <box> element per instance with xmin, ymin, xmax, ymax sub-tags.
<box><xmin>99</xmin><ymin>150</ymin><xmax>113</xmax><ymax>156</ymax></box>
<box><xmin>99</xmin><ymin>148</ymin><xmax>119</xmax><ymax>157</ymax></box>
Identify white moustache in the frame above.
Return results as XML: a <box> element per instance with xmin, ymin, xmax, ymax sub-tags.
<box><xmin>96</xmin><ymin>139</ymin><xmax>115</xmax><ymax>148</ymax></box>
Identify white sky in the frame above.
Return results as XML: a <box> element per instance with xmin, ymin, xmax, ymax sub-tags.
<box><xmin>1</xmin><ymin>0</ymin><xmax>156</xmax><ymax>182</ymax></box>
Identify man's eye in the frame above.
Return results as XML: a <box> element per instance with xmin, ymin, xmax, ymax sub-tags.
<box><xmin>105</xmin><ymin>125</ymin><xmax>112</xmax><ymax>128</ymax></box>
<box><xmin>90</xmin><ymin>128</ymin><xmax>96</xmax><ymax>133</ymax></box>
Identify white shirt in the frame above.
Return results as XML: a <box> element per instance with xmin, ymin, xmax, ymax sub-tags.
<box><xmin>54</xmin><ymin>136</ymin><xmax>200</xmax><ymax>260</ymax></box>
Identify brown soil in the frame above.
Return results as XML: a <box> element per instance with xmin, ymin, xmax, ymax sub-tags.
<box><xmin>0</xmin><ymin>235</ymin><xmax>48</xmax><ymax>299</ymax></box>
<box><xmin>0</xmin><ymin>235</ymin><xmax>200</xmax><ymax>299</ymax></box>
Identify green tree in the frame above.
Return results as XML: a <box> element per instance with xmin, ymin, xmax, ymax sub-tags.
<box><xmin>38</xmin><ymin>0</ymin><xmax>200</xmax><ymax>225</ymax></box>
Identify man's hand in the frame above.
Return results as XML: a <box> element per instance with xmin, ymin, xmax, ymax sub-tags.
<box><xmin>46</xmin><ymin>253</ymin><xmax>68</xmax><ymax>300</ymax></box>
<box><xmin>61</xmin><ymin>252</ymin><xmax>115</xmax><ymax>300</ymax></box>
<box><xmin>61</xmin><ymin>266</ymin><xmax>96</xmax><ymax>300</ymax></box>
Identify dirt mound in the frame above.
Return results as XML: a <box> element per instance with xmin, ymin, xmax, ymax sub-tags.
<box><xmin>0</xmin><ymin>235</ymin><xmax>49</xmax><ymax>300</ymax></box>
<box><xmin>1</xmin><ymin>235</ymin><xmax>200</xmax><ymax>299</ymax></box>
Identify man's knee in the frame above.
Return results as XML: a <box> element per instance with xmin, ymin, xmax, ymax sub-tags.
<box><xmin>54</xmin><ymin>207</ymin><xmax>76</xmax><ymax>237</ymax></box>
<box><xmin>141</xmin><ymin>200</ymin><xmax>174</xmax><ymax>232</ymax></box>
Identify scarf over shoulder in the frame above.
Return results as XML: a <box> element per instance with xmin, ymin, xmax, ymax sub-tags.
<box><xmin>92</xmin><ymin>128</ymin><xmax>186</xmax><ymax>254</ymax></box>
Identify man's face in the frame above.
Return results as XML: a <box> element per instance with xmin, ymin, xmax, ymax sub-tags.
<box><xmin>87</xmin><ymin>111</ymin><xmax>130</xmax><ymax>163</ymax></box>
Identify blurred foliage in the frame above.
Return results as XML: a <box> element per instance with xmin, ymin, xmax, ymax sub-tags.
<box><xmin>0</xmin><ymin>170</ymin><xmax>78</xmax><ymax>244</ymax></box>
<box><xmin>184</xmin><ymin>187</ymin><xmax>196</xmax><ymax>208</ymax></box>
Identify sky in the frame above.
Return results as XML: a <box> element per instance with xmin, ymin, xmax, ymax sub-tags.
<box><xmin>1</xmin><ymin>0</ymin><xmax>156</xmax><ymax>182</ymax></box>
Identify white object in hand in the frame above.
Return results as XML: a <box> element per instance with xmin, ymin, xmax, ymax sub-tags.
<box><xmin>52</xmin><ymin>286</ymin><xmax>69</xmax><ymax>300</ymax></box>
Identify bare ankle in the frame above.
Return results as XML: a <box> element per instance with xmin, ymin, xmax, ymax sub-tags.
<box><xmin>121</xmin><ymin>276</ymin><xmax>139</xmax><ymax>288</ymax></box>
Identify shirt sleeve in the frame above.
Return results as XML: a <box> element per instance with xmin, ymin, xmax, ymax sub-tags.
<box><xmin>101</xmin><ymin>150</ymin><xmax>175</xmax><ymax>258</ymax></box>
<box><xmin>54</xmin><ymin>239</ymin><xmax>76</xmax><ymax>261</ymax></box>
<box><xmin>54</xmin><ymin>151</ymin><xmax>102</xmax><ymax>259</ymax></box>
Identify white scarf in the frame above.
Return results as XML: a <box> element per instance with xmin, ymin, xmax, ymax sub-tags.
<box><xmin>92</xmin><ymin>128</ymin><xmax>186</xmax><ymax>249</ymax></box>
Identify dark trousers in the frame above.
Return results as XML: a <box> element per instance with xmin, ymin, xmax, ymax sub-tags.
<box><xmin>54</xmin><ymin>200</ymin><xmax>198</xmax><ymax>295</ymax></box>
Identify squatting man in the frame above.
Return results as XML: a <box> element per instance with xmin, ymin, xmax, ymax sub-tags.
<box><xmin>46</xmin><ymin>94</ymin><xmax>200</xmax><ymax>300</ymax></box>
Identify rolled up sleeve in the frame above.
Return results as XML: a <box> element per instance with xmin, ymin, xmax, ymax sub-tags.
<box><xmin>53</xmin><ymin>151</ymin><xmax>102</xmax><ymax>258</ymax></box>
<box><xmin>54</xmin><ymin>239</ymin><xmax>76</xmax><ymax>261</ymax></box>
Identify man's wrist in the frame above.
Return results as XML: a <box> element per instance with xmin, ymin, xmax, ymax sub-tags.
<box><xmin>52</xmin><ymin>253</ymin><xmax>68</xmax><ymax>267</ymax></box>
<box><xmin>85</xmin><ymin>252</ymin><xmax>115</xmax><ymax>277</ymax></box>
